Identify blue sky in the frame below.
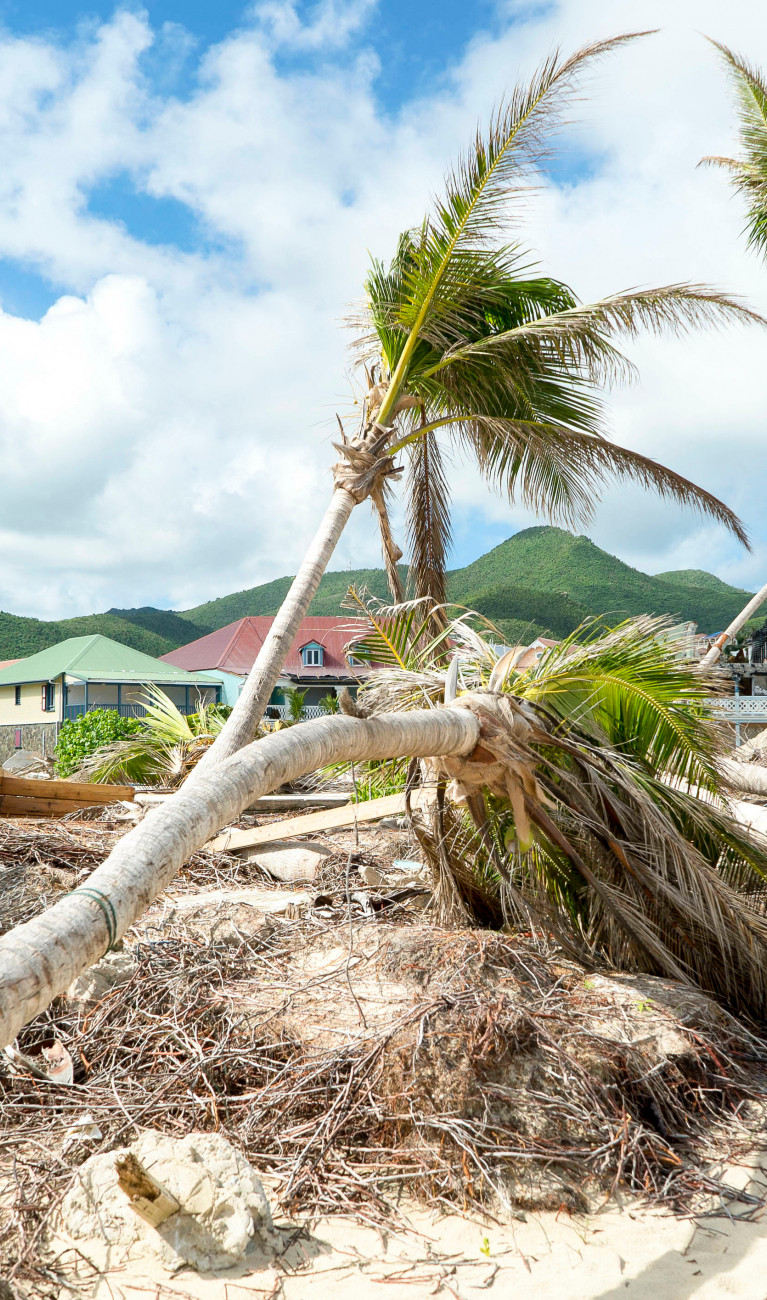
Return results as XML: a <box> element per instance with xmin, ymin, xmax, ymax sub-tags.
<box><xmin>0</xmin><ymin>0</ymin><xmax>764</xmax><ymax>619</ymax></box>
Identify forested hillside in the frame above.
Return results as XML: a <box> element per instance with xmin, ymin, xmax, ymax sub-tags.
<box><xmin>0</xmin><ymin>528</ymin><xmax>758</xmax><ymax>660</ymax></box>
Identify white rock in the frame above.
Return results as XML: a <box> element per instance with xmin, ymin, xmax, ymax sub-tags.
<box><xmin>53</xmin><ymin>1130</ymin><xmax>277</xmax><ymax>1273</ymax></box>
<box><xmin>246</xmin><ymin>841</ymin><xmax>331</xmax><ymax>883</ymax></box>
<box><xmin>67</xmin><ymin>949</ymin><xmax>136</xmax><ymax>1004</ymax></box>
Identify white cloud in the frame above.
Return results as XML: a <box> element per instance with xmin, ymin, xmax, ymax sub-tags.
<box><xmin>0</xmin><ymin>1</ymin><xmax>765</xmax><ymax>620</ymax></box>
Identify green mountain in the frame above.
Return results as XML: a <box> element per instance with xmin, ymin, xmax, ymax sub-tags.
<box><xmin>0</xmin><ymin>610</ymin><xmax>181</xmax><ymax>661</ymax></box>
<box><xmin>0</xmin><ymin>527</ymin><xmax>758</xmax><ymax>661</ymax></box>
<box><xmin>181</xmin><ymin>568</ymin><xmax>403</xmax><ymax>631</ymax></box>
<box><xmin>445</xmin><ymin>528</ymin><xmax>754</xmax><ymax>632</ymax></box>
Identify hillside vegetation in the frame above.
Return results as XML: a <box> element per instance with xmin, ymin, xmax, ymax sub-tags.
<box><xmin>0</xmin><ymin>528</ymin><xmax>759</xmax><ymax>661</ymax></box>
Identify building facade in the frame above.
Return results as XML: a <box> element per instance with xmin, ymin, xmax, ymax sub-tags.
<box><xmin>0</xmin><ymin>635</ymin><xmax>221</xmax><ymax>762</ymax></box>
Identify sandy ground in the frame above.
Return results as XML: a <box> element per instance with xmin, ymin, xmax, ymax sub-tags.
<box><xmin>53</xmin><ymin>1157</ymin><xmax>767</xmax><ymax>1300</ymax></box>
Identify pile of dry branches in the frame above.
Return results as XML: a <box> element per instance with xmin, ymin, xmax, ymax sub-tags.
<box><xmin>2</xmin><ymin>835</ymin><xmax>766</xmax><ymax>1294</ymax></box>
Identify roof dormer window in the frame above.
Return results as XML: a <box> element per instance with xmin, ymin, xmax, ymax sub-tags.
<box><xmin>301</xmin><ymin>642</ymin><xmax>324</xmax><ymax>667</ymax></box>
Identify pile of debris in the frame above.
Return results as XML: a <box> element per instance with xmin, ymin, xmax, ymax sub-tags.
<box><xmin>2</xmin><ymin>814</ymin><xmax>766</xmax><ymax>1293</ymax></box>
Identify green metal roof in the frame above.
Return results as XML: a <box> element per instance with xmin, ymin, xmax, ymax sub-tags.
<box><xmin>0</xmin><ymin>635</ymin><xmax>221</xmax><ymax>688</ymax></box>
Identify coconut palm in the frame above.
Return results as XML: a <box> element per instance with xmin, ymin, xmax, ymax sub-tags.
<box><xmin>704</xmin><ymin>42</ymin><xmax>767</xmax><ymax>260</ymax></box>
<box><xmin>190</xmin><ymin>33</ymin><xmax>760</xmax><ymax>781</ymax></box>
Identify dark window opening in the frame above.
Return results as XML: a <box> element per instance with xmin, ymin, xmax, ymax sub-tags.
<box><xmin>14</xmin><ymin>685</ymin><xmax>21</xmax><ymax>705</ymax></box>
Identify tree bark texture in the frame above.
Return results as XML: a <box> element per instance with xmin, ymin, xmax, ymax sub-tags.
<box><xmin>719</xmin><ymin>758</ymin><xmax>767</xmax><ymax>797</ymax></box>
<box><xmin>699</xmin><ymin>580</ymin><xmax>767</xmax><ymax>667</ymax></box>
<box><xmin>0</xmin><ymin>708</ymin><xmax>479</xmax><ymax>1049</ymax></box>
<box><xmin>190</xmin><ymin>486</ymin><xmax>358</xmax><ymax>782</ymax></box>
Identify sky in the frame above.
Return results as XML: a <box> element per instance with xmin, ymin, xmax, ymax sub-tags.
<box><xmin>0</xmin><ymin>0</ymin><xmax>765</xmax><ymax>620</ymax></box>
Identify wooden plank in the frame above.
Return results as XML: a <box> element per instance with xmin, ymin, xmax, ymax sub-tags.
<box><xmin>0</xmin><ymin>771</ymin><xmax>134</xmax><ymax>803</ymax></box>
<box><xmin>0</xmin><ymin>796</ymin><xmax>99</xmax><ymax>818</ymax></box>
<box><xmin>208</xmin><ymin>790</ymin><xmax>426</xmax><ymax>853</ymax></box>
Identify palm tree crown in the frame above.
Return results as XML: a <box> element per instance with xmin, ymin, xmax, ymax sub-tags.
<box><xmin>352</xmin><ymin>35</ymin><xmax>760</xmax><ymax>606</ymax></box>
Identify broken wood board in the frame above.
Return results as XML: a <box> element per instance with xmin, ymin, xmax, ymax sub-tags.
<box><xmin>209</xmin><ymin>789</ymin><xmax>426</xmax><ymax>853</ymax></box>
<box><xmin>0</xmin><ymin>771</ymin><xmax>134</xmax><ymax>818</ymax></box>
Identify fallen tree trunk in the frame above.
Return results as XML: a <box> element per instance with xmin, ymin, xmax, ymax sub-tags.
<box><xmin>0</xmin><ymin>708</ymin><xmax>479</xmax><ymax>1050</ymax></box>
<box><xmin>719</xmin><ymin>758</ymin><xmax>767</xmax><ymax>797</ymax></box>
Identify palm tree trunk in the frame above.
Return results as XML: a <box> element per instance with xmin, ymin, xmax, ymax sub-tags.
<box><xmin>0</xmin><ymin>708</ymin><xmax>479</xmax><ymax>1049</ymax></box>
<box><xmin>699</xmin><ymin>580</ymin><xmax>767</xmax><ymax>667</ymax></box>
<box><xmin>719</xmin><ymin>758</ymin><xmax>767</xmax><ymax>796</ymax></box>
<box><xmin>189</xmin><ymin>486</ymin><xmax>357</xmax><ymax>781</ymax></box>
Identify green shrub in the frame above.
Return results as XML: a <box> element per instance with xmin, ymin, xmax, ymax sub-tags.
<box><xmin>55</xmin><ymin>709</ymin><xmax>144</xmax><ymax>778</ymax></box>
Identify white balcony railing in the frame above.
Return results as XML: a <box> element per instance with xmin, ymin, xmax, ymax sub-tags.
<box><xmin>708</xmin><ymin>698</ymin><xmax>767</xmax><ymax>720</ymax></box>
<box><xmin>264</xmin><ymin>704</ymin><xmax>329</xmax><ymax>722</ymax></box>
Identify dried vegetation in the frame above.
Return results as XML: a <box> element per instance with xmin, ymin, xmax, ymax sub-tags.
<box><xmin>2</xmin><ymin>816</ymin><xmax>766</xmax><ymax>1296</ymax></box>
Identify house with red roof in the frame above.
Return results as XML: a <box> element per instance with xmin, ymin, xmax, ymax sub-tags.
<box><xmin>160</xmin><ymin>616</ymin><xmax>371</xmax><ymax>717</ymax></box>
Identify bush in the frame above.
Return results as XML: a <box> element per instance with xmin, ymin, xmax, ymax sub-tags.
<box><xmin>55</xmin><ymin>710</ymin><xmax>144</xmax><ymax>779</ymax></box>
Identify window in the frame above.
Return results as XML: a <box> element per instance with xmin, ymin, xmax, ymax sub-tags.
<box><xmin>41</xmin><ymin>682</ymin><xmax>55</xmax><ymax>712</ymax></box>
<box><xmin>300</xmin><ymin>643</ymin><xmax>323</xmax><ymax>667</ymax></box>
<box><xmin>14</xmin><ymin>685</ymin><xmax>21</xmax><ymax>706</ymax></box>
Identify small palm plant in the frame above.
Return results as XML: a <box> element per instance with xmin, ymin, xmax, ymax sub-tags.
<box><xmin>347</xmin><ymin>592</ymin><xmax>767</xmax><ymax>1017</ymax></box>
<box><xmin>78</xmin><ymin>687</ymin><xmax>229</xmax><ymax>787</ymax></box>
<box><xmin>319</xmin><ymin>692</ymin><xmax>341</xmax><ymax>714</ymax></box>
<box><xmin>284</xmin><ymin>687</ymin><xmax>308</xmax><ymax>723</ymax></box>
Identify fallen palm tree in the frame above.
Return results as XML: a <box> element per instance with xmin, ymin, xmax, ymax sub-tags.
<box><xmin>4</xmin><ymin>613</ymin><xmax>767</xmax><ymax>1050</ymax></box>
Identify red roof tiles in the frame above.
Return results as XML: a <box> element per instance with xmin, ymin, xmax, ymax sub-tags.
<box><xmin>160</xmin><ymin>616</ymin><xmax>370</xmax><ymax>680</ymax></box>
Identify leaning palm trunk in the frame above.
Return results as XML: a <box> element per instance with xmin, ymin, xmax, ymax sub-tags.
<box><xmin>190</xmin><ymin>485</ymin><xmax>356</xmax><ymax>780</ymax></box>
<box><xmin>699</xmin><ymin>579</ymin><xmax>767</xmax><ymax>667</ymax></box>
<box><xmin>0</xmin><ymin>708</ymin><xmax>478</xmax><ymax>1049</ymax></box>
<box><xmin>189</xmin><ymin>423</ymin><xmax>404</xmax><ymax>781</ymax></box>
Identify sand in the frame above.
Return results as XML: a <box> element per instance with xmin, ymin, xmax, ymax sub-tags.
<box><xmin>50</xmin><ymin>1155</ymin><xmax>767</xmax><ymax>1300</ymax></box>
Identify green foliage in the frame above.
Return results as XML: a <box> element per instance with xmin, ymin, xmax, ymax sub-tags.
<box><xmin>77</xmin><ymin>687</ymin><xmax>228</xmax><ymax>786</ymax></box>
<box><xmin>0</xmin><ymin>529</ymin><xmax>757</xmax><ymax>661</ymax></box>
<box><xmin>319</xmin><ymin>692</ymin><xmax>340</xmax><ymax>714</ymax></box>
<box><xmin>55</xmin><ymin>709</ymin><xmax>143</xmax><ymax>778</ymax></box>
<box><xmin>352</xmin><ymin>758</ymin><xmax>408</xmax><ymax>802</ymax></box>
<box><xmin>0</xmin><ymin>610</ymin><xmax>189</xmax><ymax>661</ymax></box>
<box><xmin>284</xmin><ymin>687</ymin><xmax>307</xmax><ymax>723</ymax></box>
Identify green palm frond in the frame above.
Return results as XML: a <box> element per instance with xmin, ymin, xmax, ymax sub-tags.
<box><xmin>353</xmin><ymin>602</ymin><xmax>767</xmax><ymax>1014</ymax></box>
<box><xmin>704</xmin><ymin>41</ymin><xmax>767</xmax><ymax>258</ymax></box>
<box><xmin>350</xmin><ymin>36</ymin><xmax>759</xmax><ymax>606</ymax></box>
<box><xmin>508</xmin><ymin>616</ymin><xmax>722</xmax><ymax>791</ymax></box>
<box><xmin>374</xmin><ymin>34</ymin><xmax>654</xmax><ymax>413</ymax></box>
